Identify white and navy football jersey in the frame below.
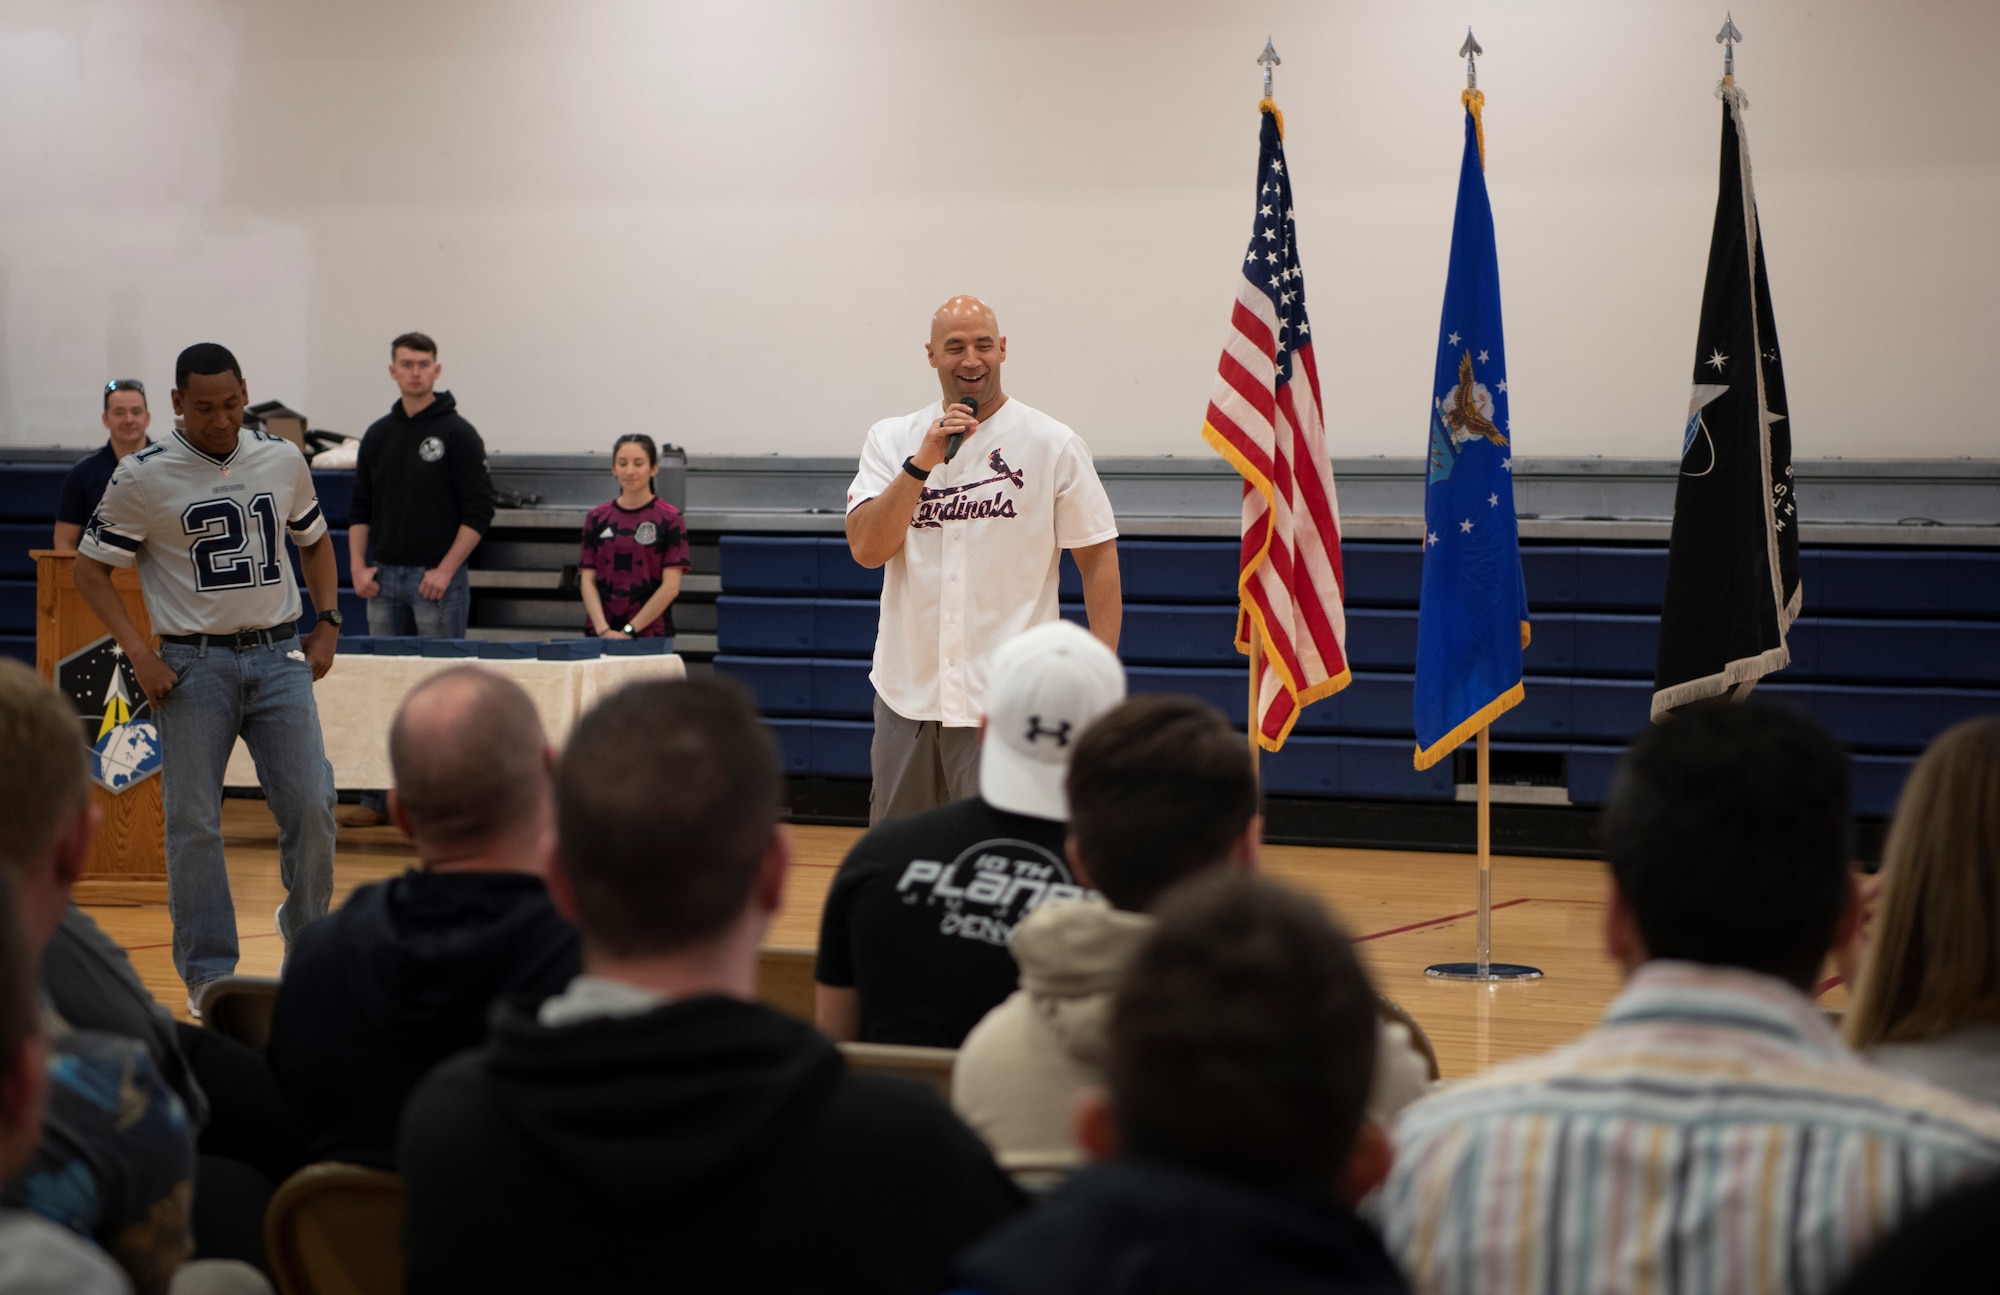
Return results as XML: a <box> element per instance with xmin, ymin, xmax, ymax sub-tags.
<box><xmin>79</xmin><ymin>429</ymin><xmax>329</xmax><ymax>637</ymax></box>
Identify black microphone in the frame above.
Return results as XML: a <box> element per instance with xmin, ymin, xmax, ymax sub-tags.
<box><xmin>946</xmin><ymin>396</ymin><xmax>977</xmax><ymax>463</ymax></box>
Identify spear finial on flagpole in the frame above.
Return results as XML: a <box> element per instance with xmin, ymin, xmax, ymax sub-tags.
<box><xmin>1258</xmin><ymin>36</ymin><xmax>1281</xmax><ymax>101</ymax></box>
<box><xmin>1717</xmin><ymin>12</ymin><xmax>1743</xmax><ymax>85</ymax></box>
<box><xmin>1459</xmin><ymin>27</ymin><xmax>1483</xmax><ymax>91</ymax></box>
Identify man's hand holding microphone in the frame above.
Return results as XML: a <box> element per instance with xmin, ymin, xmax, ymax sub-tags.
<box><xmin>914</xmin><ymin>397</ymin><xmax>979</xmax><ymax>474</ymax></box>
<box><xmin>847</xmin><ymin>396</ymin><xmax>980</xmax><ymax>569</ymax></box>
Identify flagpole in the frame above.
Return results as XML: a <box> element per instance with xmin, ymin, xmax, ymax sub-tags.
<box><xmin>1243</xmin><ymin>32</ymin><xmax>1279</xmax><ymax>783</ymax></box>
<box><xmin>1246</xmin><ymin>620</ymin><xmax>1262</xmax><ymax>776</ymax></box>
<box><xmin>1476</xmin><ymin>724</ymin><xmax>1491</xmax><ymax>976</ymax></box>
<box><xmin>1420</xmin><ymin>29</ymin><xmax>1540</xmax><ymax>986</ymax></box>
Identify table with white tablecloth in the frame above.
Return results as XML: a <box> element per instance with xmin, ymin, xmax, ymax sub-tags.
<box><xmin>224</xmin><ymin>652</ymin><xmax>686</xmax><ymax>790</ymax></box>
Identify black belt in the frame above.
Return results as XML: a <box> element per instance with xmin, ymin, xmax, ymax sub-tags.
<box><xmin>160</xmin><ymin>624</ymin><xmax>298</xmax><ymax>650</ymax></box>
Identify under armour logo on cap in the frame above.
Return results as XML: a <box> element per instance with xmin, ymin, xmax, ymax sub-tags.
<box><xmin>979</xmin><ymin>620</ymin><xmax>1127</xmax><ymax>821</ymax></box>
<box><xmin>1023</xmin><ymin>715</ymin><xmax>1071</xmax><ymax>747</ymax></box>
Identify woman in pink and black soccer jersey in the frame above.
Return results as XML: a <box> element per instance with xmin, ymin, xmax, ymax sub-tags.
<box><xmin>578</xmin><ymin>434</ymin><xmax>691</xmax><ymax>638</ymax></box>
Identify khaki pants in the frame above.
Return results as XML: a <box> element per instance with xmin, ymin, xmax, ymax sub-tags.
<box><xmin>870</xmin><ymin>693</ymin><xmax>980</xmax><ymax>826</ymax></box>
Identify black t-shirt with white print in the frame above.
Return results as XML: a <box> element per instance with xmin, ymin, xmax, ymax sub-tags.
<box><xmin>815</xmin><ymin>796</ymin><xmax>1089</xmax><ymax>1048</ymax></box>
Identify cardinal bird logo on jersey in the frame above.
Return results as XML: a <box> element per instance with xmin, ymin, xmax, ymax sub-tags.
<box><xmin>56</xmin><ymin>636</ymin><xmax>162</xmax><ymax>792</ymax></box>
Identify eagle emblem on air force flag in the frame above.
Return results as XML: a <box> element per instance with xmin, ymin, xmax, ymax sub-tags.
<box><xmin>57</xmin><ymin>636</ymin><xmax>162</xmax><ymax>792</ymax></box>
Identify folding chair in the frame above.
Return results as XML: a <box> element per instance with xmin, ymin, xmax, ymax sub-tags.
<box><xmin>196</xmin><ymin>975</ymin><xmax>282</xmax><ymax>1052</ymax></box>
<box><xmin>756</xmin><ymin>945</ymin><xmax>817</xmax><ymax>1023</ymax></box>
<box><xmin>264</xmin><ymin>1162</ymin><xmax>403</xmax><ymax>1295</ymax></box>
<box><xmin>839</xmin><ymin>1041</ymin><xmax>957</xmax><ymax>1103</ymax></box>
<box><xmin>1377</xmin><ymin>993</ymin><xmax>1442</xmax><ymax>1083</ymax></box>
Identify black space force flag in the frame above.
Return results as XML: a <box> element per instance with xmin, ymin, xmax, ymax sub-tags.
<box><xmin>1652</xmin><ymin>84</ymin><xmax>1800</xmax><ymax>719</ymax></box>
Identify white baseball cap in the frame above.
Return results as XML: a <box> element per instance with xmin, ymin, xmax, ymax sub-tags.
<box><xmin>979</xmin><ymin>620</ymin><xmax>1127</xmax><ymax>822</ymax></box>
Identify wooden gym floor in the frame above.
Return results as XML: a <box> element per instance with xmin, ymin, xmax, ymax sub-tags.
<box><xmin>84</xmin><ymin>800</ymin><xmax>1845</xmax><ymax>1079</ymax></box>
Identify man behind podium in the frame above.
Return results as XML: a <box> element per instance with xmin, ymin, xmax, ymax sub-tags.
<box><xmin>846</xmin><ymin>296</ymin><xmax>1122</xmax><ymax>825</ymax></box>
<box><xmin>51</xmin><ymin>379</ymin><xmax>154</xmax><ymax>551</ymax></box>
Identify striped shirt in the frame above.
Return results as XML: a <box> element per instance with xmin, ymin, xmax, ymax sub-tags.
<box><xmin>1378</xmin><ymin>961</ymin><xmax>2000</xmax><ymax>1295</ymax></box>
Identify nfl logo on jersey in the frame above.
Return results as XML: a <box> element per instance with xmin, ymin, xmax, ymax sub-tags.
<box><xmin>56</xmin><ymin>636</ymin><xmax>163</xmax><ymax>792</ymax></box>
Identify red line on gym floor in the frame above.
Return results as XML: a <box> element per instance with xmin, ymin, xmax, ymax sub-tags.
<box><xmin>120</xmin><ymin>932</ymin><xmax>278</xmax><ymax>954</ymax></box>
<box><xmin>1355</xmin><ymin>898</ymin><xmax>1532</xmax><ymax>943</ymax></box>
<box><xmin>124</xmin><ymin>897</ymin><xmax>1556</xmax><ymax>954</ymax></box>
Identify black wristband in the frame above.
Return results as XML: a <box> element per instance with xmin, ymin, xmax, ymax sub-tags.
<box><xmin>902</xmin><ymin>456</ymin><xmax>930</xmax><ymax>482</ymax></box>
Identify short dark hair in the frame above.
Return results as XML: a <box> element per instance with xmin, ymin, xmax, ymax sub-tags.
<box><xmin>391</xmin><ymin>332</ymin><xmax>438</xmax><ymax>358</ymax></box>
<box><xmin>612</xmin><ymin>433</ymin><xmax>658</xmax><ymax>467</ymax></box>
<box><xmin>175</xmin><ymin>343</ymin><xmax>242</xmax><ymax>390</ymax></box>
<box><xmin>555</xmin><ymin>678</ymin><xmax>779</xmax><ymax>957</ymax></box>
<box><xmin>1065</xmin><ymin>696</ymin><xmax>1259</xmax><ymax>911</ymax></box>
<box><xmin>102</xmin><ymin>379</ymin><xmax>147</xmax><ymax>412</ymax></box>
<box><xmin>389</xmin><ymin>667</ymin><xmax>548</xmax><ymax>853</ymax></box>
<box><xmin>1109</xmin><ymin>872</ymin><xmax>1378</xmax><ymax>1188</ymax></box>
<box><xmin>1603</xmin><ymin>701</ymin><xmax>1853</xmax><ymax>990</ymax></box>
<box><xmin>0</xmin><ymin>869</ymin><xmax>38</xmax><ymax>1093</ymax></box>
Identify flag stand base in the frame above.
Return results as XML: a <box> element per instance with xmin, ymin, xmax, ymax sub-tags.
<box><xmin>1424</xmin><ymin>961</ymin><xmax>1544</xmax><ymax>982</ymax></box>
<box><xmin>1422</xmin><ymin>727</ymin><xmax>1546</xmax><ymax>986</ymax></box>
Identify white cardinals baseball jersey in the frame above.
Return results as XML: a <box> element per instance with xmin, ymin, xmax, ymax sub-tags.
<box><xmin>847</xmin><ymin>397</ymin><xmax>1117</xmax><ymax>727</ymax></box>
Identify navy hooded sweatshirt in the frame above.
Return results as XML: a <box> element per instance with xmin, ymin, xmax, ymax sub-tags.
<box><xmin>265</xmin><ymin>870</ymin><xmax>579</xmax><ymax>1168</ymax></box>
<box><xmin>951</xmin><ymin>1158</ymin><xmax>1411</xmax><ymax>1295</ymax></box>
<box><xmin>399</xmin><ymin>994</ymin><xmax>1022</xmax><ymax>1294</ymax></box>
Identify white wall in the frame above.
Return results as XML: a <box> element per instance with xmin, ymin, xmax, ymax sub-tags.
<box><xmin>0</xmin><ymin>0</ymin><xmax>1994</xmax><ymax>462</ymax></box>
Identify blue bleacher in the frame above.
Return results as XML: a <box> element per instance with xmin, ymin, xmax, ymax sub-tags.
<box><xmin>714</xmin><ymin>532</ymin><xmax>1998</xmax><ymax>815</ymax></box>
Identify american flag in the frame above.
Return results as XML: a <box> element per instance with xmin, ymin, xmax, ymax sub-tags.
<box><xmin>1201</xmin><ymin>101</ymin><xmax>1350</xmax><ymax>750</ymax></box>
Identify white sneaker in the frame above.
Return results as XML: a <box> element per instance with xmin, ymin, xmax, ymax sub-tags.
<box><xmin>186</xmin><ymin>995</ymin><xmax>203</xmax><ymax>1021</ymax></box>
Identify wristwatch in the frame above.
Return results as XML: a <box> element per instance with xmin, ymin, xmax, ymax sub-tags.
<box><xmin>316</xmin><ymin>609</ymin><xmax>343</xmax><ymax>627</ymax></box>
<box><xmin>622</xmin><ymin>623</ymin><xmax>636</xmax><ymax>635</ymax></box>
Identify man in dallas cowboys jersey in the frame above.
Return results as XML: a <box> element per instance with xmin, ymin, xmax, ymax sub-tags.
<box><xmin>74</xmin><ymin>343</ymin><xmax>340</xmax><ymax>1004</ymax></box>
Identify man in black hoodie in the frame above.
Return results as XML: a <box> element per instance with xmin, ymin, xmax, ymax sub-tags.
<box><xmin>951</xmin><ymin>871</ymin><xmax>1409</xmax><ymax>1295</ymax></box>
<box><xmin>400</xmin><ymin>677</ymin><xmax>1022</xmax><ymax>1294</ymax></box>
<box><xmin>266</xmin><ymin>666</ymin><xmax>579</xmax><ymax>1167</ymax></box>
<box><xmin>342</xmin><ymin>331</ymin><xmax>496</xmax><ymax>827</ymax></box>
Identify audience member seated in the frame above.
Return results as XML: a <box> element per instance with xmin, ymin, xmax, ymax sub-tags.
<box><xmin>44</xmin><ymin>902</ymin><xmax>302</xmax><ymax>1273</ymax></box>
<box><xmin>0</xmin><ymin>660</ymin><xmax>194</xmax><ymax>1294</ymax></box>
<box><xmin>952</xmin><ymin>697</ymin><xmax>1254</xmax><ymax>1165</ymax></box>
<box><xmin>1377</xmin><ymin>702</ymin><xmax>2000</xmax><ymax>1295</ymax></box>
<box><xmin>267</xmin><ymin>666</ymin><xmax>580</xmax><ymax>1169</ymax></box>
<box><xmin>1827</xmin><ymin>1169</ymin><xmax>2000</xmax><ymax>1294</ymax></box>
<box><xmin>951</xmin><ymin>872</ymin><xmax>1409</xmax><ymax>1295</ymax></box>
<box><xmin>0</xmin><ymin>871</ymin><xmax>129</xmax><ymax>1293</ymax></box>
<box><xmin>1843</xmin><ymin>717</ymin><xmax>2000</xmax><ymax>1106</ymax></box>
<box><xmin>44</xmin><ymin>908</ymin><xmax>208</xmax><ymax>1137</ymax></box>
<box><xmin>399</xmin><ymin>678</ymin><xmax>1022</xmax><ymax>1293</ymax></box>
<box><xmin>815</xmin><ymin>620</ymin><xmax>1125</xmax><ymax>1047</ymax></box>
<box><xmin>954</xmin><ymin>696</ymin><xmax>1428</xmax><ymax>1168</ymax></box>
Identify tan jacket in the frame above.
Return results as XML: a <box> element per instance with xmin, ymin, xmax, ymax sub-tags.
<box><xmin>952</xmin><ymin>897</ymin><xmax>1433</xmax><ymax>1169</ymax></box>
<box><xmin>952</xmin><ymin>898</ymin><xmax>1150</xmax><ymax>1168</ymax></box>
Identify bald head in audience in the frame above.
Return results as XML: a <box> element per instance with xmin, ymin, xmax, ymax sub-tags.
<box><xmin>387</xmin><ymin>666</ymin><xmax>554</xmax><ymax>871</ymax></box>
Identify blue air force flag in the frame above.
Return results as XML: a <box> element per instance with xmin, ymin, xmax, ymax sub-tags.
<box><xmin>1413</xmin><ymin>93</ymin><xmax>1530</xmax><ymax>771</ymax></box>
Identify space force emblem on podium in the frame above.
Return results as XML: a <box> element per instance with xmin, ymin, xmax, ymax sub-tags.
<box><xmin>57</xmin><ymin>636</ymin><xmax>162</xmax><ymax>793</ymax></box>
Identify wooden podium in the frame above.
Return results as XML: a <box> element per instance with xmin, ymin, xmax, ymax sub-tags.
<box><xmin>33</xmin><ymin>552</ymin><xmax>168</xmax><ymax>905</ymax></box>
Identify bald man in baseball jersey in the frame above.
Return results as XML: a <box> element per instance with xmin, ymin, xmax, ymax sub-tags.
<box><xmin>74</xmin><ymin>343</ymin><xmax>340</xmax><ymax>1006</ymax></box>
<box><xmin>846</xmin><ymin>296</ymin><xmax>1122</xmax><ymax>825</ymax></box>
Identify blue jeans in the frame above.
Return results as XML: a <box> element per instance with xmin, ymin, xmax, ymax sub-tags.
<box><xmin>155</xmin><ymin>636</ymin><xmax>337</xmax><ymax>991</ymax></box>
<box><xmin>363</xmin><ymin>563</ymin><xmax>470</xmax><ymax>638</ymax></box>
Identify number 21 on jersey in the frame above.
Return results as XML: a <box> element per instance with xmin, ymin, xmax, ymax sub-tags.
<box><xmin>182</xmin><ymin>493</ymin><xmax>285</xmax><ymax>591</ymax></box>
